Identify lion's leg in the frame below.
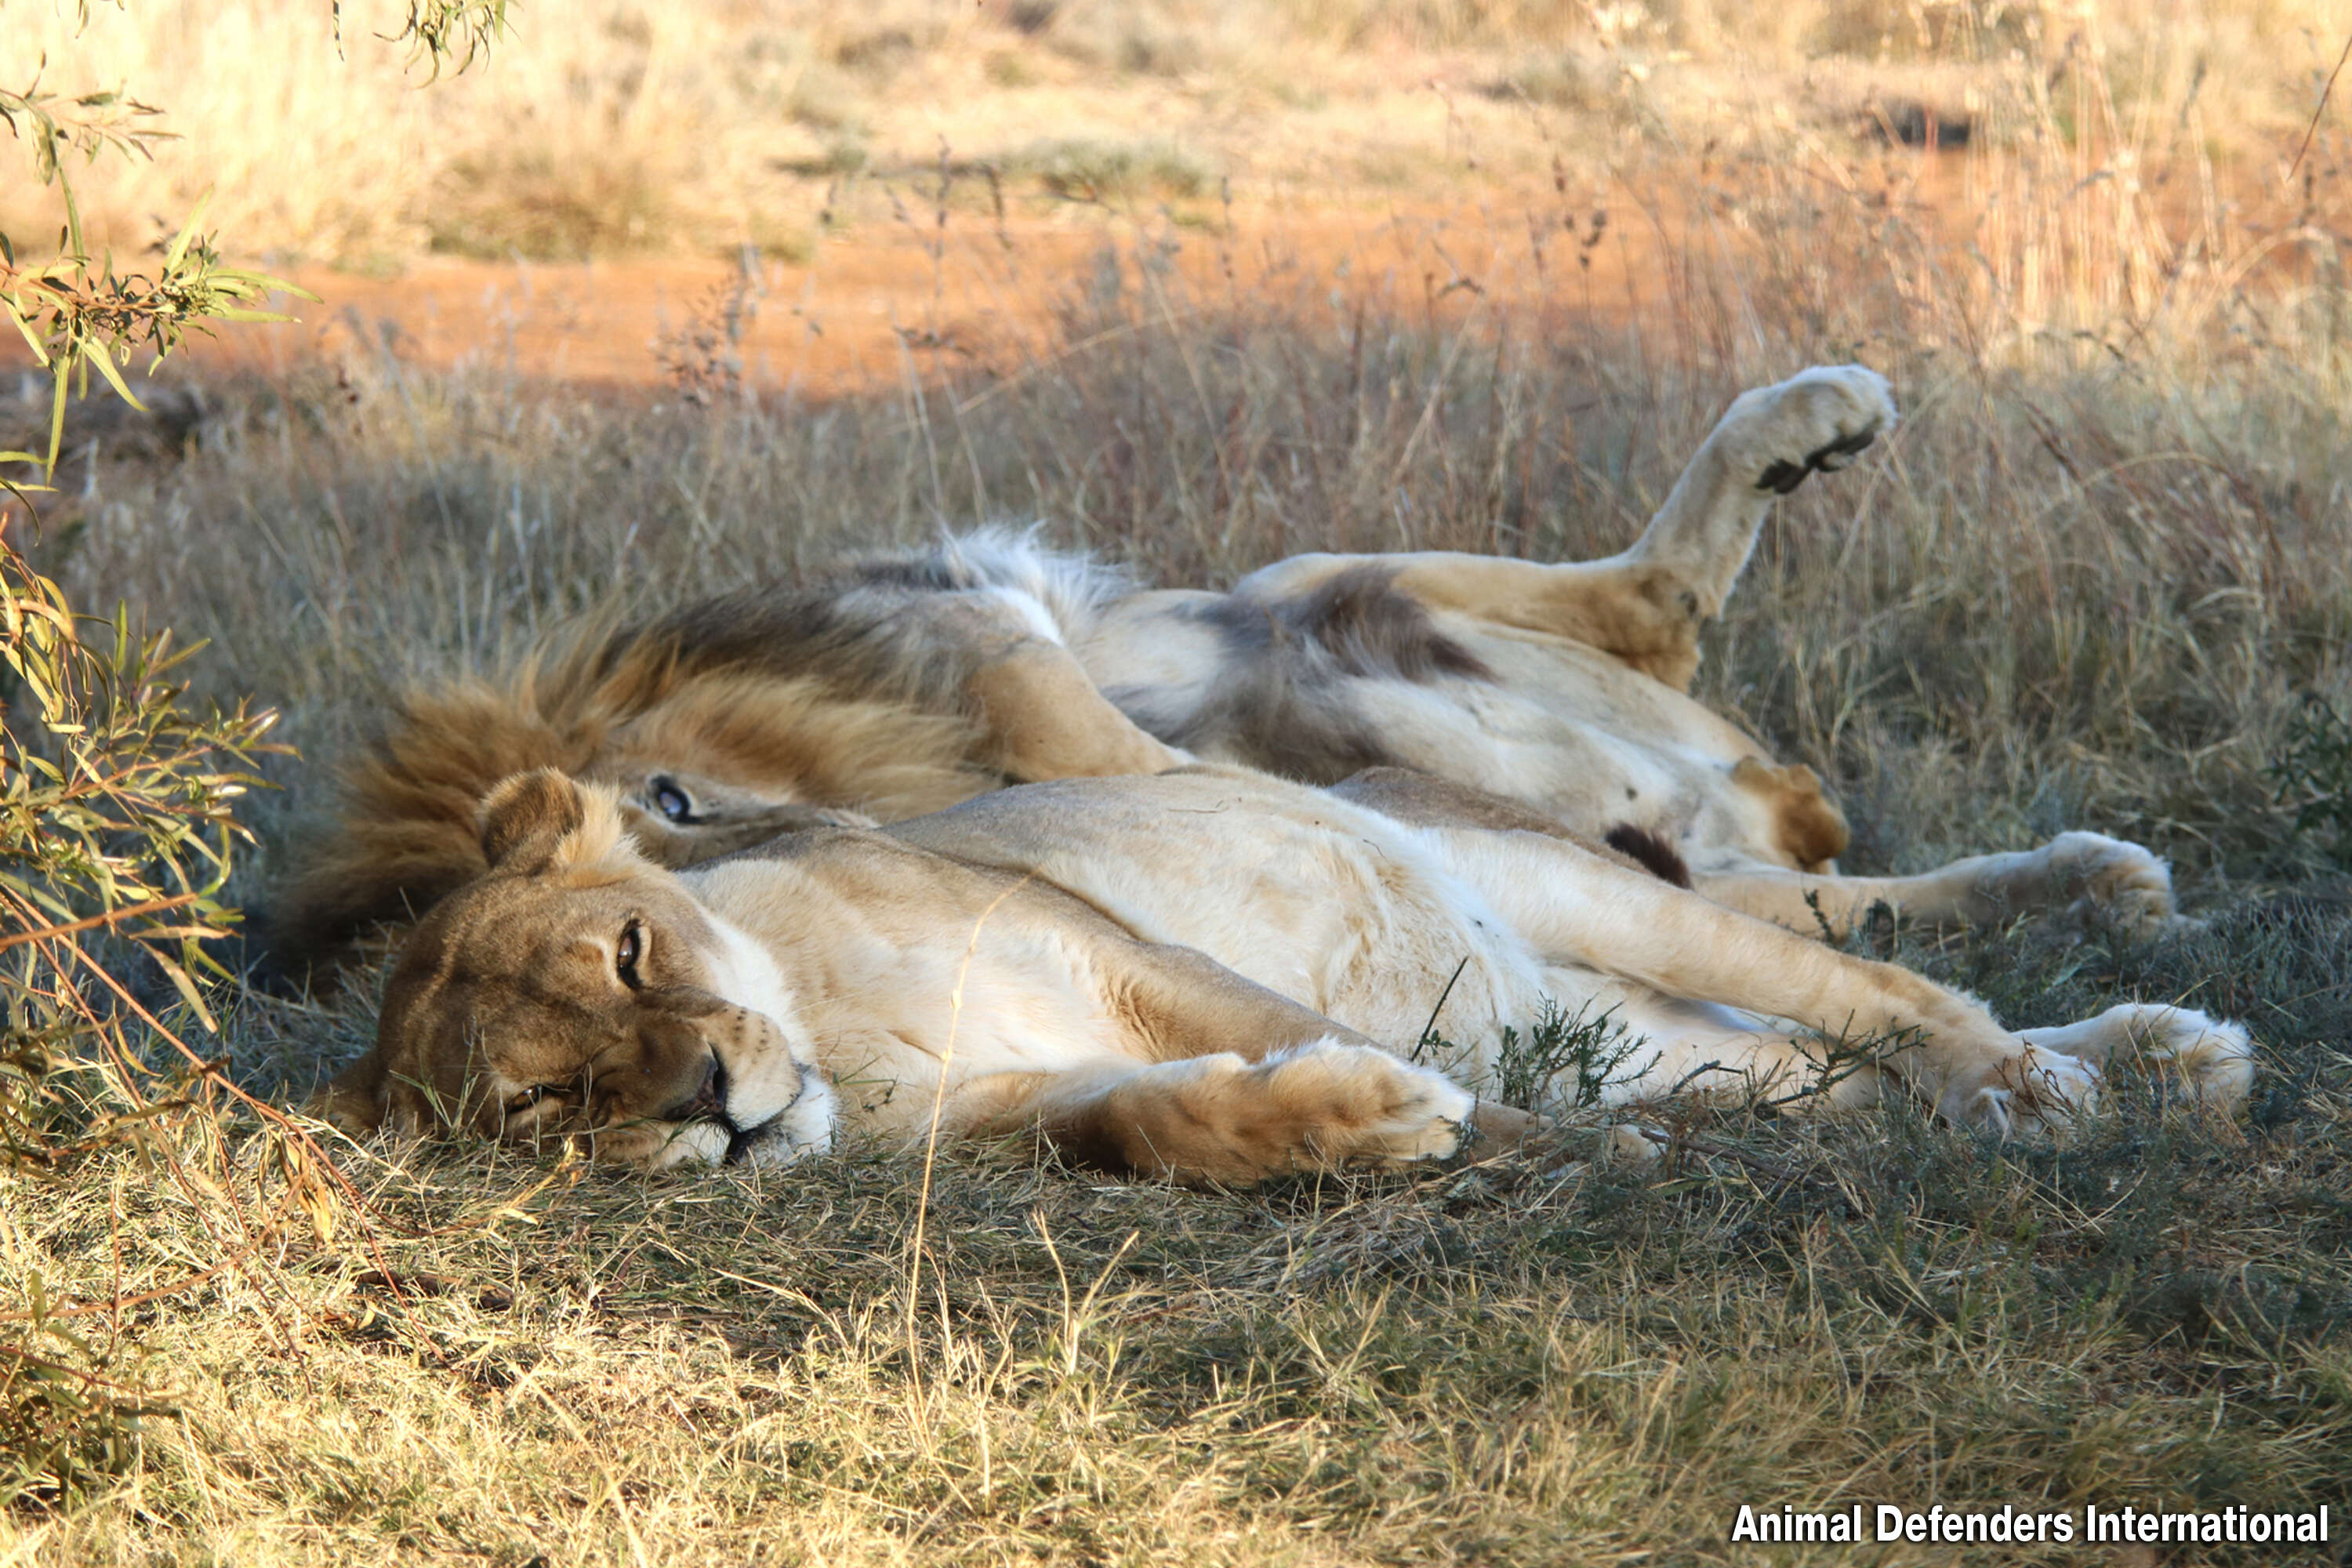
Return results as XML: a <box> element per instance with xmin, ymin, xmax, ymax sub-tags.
<box><xmin>927</xmin><ymin>591</ymin><xmax>1192</xmax><ymax>781</ymax></box>
<box><xmin>941</xmin><ymin>932</ymin><xmax>1516</xmax><ymax>1186</ymax></box>
<box><xmin>967</xmin><ymin>641</ymin><xmax>1194</xmax><ymax>780</ymax></box>
<box><xmin>1560</xmin><ymin>986</ymin><xmax>1893</xmax><ymax>1112</ymax></box>
<box><xmin>1613</xmin><ymin>365</ymin><xmax>1897</xmax><ymax>619</ymax></box>
<box><xmin>1690</xmin><ymin>832</ymin><xmax>2187</xmax><ymax>941</ymax></box>
<box><xmin>1226</xmin><ymin>366</ymin><xmax>1897</xmax><ymax>688</ymax></box>
<box><xmin>2019</xmin><ymin>1004</ymin><xmax>2255</xmax><ymax>1108</ymax></box>
<box><xmin>1413</xmin><ymin>823</ymin><xmax>2096</xmax><ymax>1131</ymax></box>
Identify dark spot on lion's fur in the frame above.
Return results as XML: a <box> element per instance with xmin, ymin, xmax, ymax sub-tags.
<box><xmin>1604</xmin><ymin>824</ymin><xmax>1693</xmax><ymax>889</ymax></box>
<box><xmin>1758</xmin><ymin>429</ymin><xmax>1880</xmax><ymax>495</ymax></box>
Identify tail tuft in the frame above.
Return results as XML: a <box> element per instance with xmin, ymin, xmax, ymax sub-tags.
<box><xmin>1603</xmin><ymin>824</ymin><xmax>1693</xmax><ymax>888</ymax></box>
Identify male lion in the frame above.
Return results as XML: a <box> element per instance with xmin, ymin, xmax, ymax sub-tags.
<box><xmin>278</xmin><ymin>365</ymin><xmax>2184</xmax><ymax>976</ymax></box>
<box><xmin>321</xmin><ymin>764</ymin><xmax>2252</xmax><ymax>1183</ymax></box>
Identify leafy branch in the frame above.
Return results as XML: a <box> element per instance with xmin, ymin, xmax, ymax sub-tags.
<box><xmin>383</xmin><ymin>0</ymin><xmax>512</xmax><ymax>74</ymax></box>
<box><xmin>0</xmin><ymin>73</ymin><xmax>308</xmax><ymax>481</ymax></box>
<box><xmin>2</xmin><ymin>1</ymin><xmax>514</xmax><ymax>487</ymax></box>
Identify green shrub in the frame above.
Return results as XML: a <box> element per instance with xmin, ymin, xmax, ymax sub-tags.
<box><xmin>0</xmin><ymin>539</ymin><xmax>279</xmax><ymax>1504</ymax></box>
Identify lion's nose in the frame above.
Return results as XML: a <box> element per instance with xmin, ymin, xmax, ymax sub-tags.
<box><xmin>656</xmin><ymin>1054</ymin><xmax>728</xmax><ymax>1124</ymax></box>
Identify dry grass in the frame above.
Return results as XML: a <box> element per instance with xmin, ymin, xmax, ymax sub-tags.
<box><xmin>3</xmin><ymin>2</ymin><xmax>2352</xmax><ymax>1562</ymax></box>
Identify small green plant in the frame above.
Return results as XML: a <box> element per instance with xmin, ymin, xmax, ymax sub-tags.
<box><xmin>1490</xmin><ymin>999</ymin><xmax>1641</xmax><ymax>1111</ymax></box>
<box><xmin>0</xmin><ymin>1271</ymin><xmax>166</xmax><ymax>1511</ymax></box>
<box><xmin>0</xmin><ymin>74</ymin><xmax>306</xmax><ymax>480</ymax></box>
<box><xmin>2269</xmin><ymin>693</ymin><xmax>2352</xmax><ymax>869</ymax></box>
<box><xmin>0</xmin><ymin>0</ymin><xmax>510</xmax><ymax>1507</ymax></box>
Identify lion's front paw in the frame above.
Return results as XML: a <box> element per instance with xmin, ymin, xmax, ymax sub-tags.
<box><xmin>1941</xmin><ymin>1046</ymin><xmax>2103</xmax><ymax>1135</ymax></box>
<box><xmin>2045</xmin><ymin>830</ymin><xmax>2180</xmax><ymax>936</ymax></box>
<box><xmin>1064</xmin><ymin>1044</ymin><xmax>1475</xmax><ymax>1185</ymax></box>
<box><xmin>1744</xmin><ymin>365</ymin><xmax>1900</xmax><ymax>494</ymax></box>
<box><xmin>1254</xmin><ymin>1042</ymin><xmax>1475</xmax><ymax>1168</ymax></box>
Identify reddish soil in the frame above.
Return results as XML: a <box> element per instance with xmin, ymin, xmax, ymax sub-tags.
<box><xmin>123</xmin><ymin>194</ymin><xmax>1656</xmax><ymax>396</ymax></box>
<box><xmin>11</xmin><ymin>148</ymin><xmax>2307</xmax><ymax>401</ymax></box>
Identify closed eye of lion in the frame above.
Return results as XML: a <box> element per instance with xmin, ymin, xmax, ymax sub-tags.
<box><xmin>317</xmin><ymin>766</ymin><xmax>2253</xmax><ymax>1185</ymax></box>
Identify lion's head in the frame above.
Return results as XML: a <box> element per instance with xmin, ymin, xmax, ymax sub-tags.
<box><xmin>316</xmin><ymin>768</ymin><xmax>836</xmax><ymax>1169</ymax></box>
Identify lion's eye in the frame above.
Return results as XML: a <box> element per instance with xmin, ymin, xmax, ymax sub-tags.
<box><xmin>616</xmin><ymin>923</ymin><xmax>645</xmax><ymax>989</ymax></box>
<box><xmin>505</xmin><ymin>1083</ymin><xmax>565</xmax><ymax>1115</ymax></box>
<box><xmin>650</xmin><ymin>778</ymin><xmax>693</xmax><ymax>824</ymax></box>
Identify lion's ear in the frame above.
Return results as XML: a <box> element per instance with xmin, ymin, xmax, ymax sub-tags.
<box><xmin>479</xmin><ymin>768</ymin><xmax>636</xmax><ymax>876</ymax></box>
<box><xmin>479</xmin><ymin>768</ymin><xmax>591</xmax><ymax>873</ymax></box>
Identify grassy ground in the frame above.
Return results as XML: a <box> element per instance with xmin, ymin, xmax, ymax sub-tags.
<box><xmin>5</xmin><ymin>3</ymin><xmax>2352</xmax><ymax>1563</ymax></box>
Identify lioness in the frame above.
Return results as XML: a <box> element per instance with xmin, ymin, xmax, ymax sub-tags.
<box><xmin>279</xmin><ymin>365</ymin><xmax>2184</xmax><ymax>975</ymax></box>
<box><xmin>323</xmin><ymin>764</ymin><xmax>2252</xmax><ymax>1184</ymax></box>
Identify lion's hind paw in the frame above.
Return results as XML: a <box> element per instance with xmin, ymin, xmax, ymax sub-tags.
<box><xmin>1944</xmin><ymin>1045</ymin><xmax>2103</xmax><ymax>1136</ymax></box>
<box><xmin>1744</xmin><ymin>365</ymin><xmax>1900</xmax><ymax>495</ymax></box>
<box><xmin>2106</xmin><ymin>1005</ymin><xmax>2257</xmax><ymax>1109</ymax></box>
<box><xmin>2018</xmin><ymin>1004</ymin><xmax>2258</xmax><ymax>1116</ymax></box>
<box><xmin>2045</xmin><ymin>830</ymin><xmax>2182</xmax><ymax>937</ymax></box>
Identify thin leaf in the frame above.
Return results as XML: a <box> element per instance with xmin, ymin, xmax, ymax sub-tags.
<box><xmin>162</xmin><ymin>188</ymin><xmax>212</xmax><ymax>271</ymax></box>
<box><xmin>1</xmin><ymin>299</ymin><xmax>51</xmax><ymax>365</ymax></box>
<box><xmin>45</xmin><ymin>360</ymin><xmax>67</xmax><ymax>471</ymax></box>
<box><xmin>82</xmin><ymin>343</ymin><xmax>147</xmax><ymax>412</ymax></box>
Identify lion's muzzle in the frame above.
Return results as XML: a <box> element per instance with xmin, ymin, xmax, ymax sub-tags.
<box><xmin>656</xmin><ymin>1052</ymin><xmax>728</xmax><ymax>1126</ymax></box>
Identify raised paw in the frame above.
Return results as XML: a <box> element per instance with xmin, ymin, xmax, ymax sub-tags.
<box><xmin>1740</xmin><ymin>365</ymin><xmax>1900</xmax><ymax>495</ymax></box>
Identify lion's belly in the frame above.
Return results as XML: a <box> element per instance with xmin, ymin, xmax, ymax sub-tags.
<box><xmin>966</xmin><ymin>777</ymin><xmax>1560</xmax><ymax>1051</ymax></box>
<box><xmin>1294</xmin><ymin>623</ymin><xmax>1802</xmax><ymax>866</ymax></box>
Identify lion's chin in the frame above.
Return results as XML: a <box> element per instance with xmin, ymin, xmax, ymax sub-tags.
<box><xmin>724</xmin><ymin>1070</ymin><xmax>839</xmax><ymax>1169</ymax></box>
<box><xmin>626</xmin><ymin>1065</ymin><xmax>839</xmax><ymax>1172</ymax></box>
